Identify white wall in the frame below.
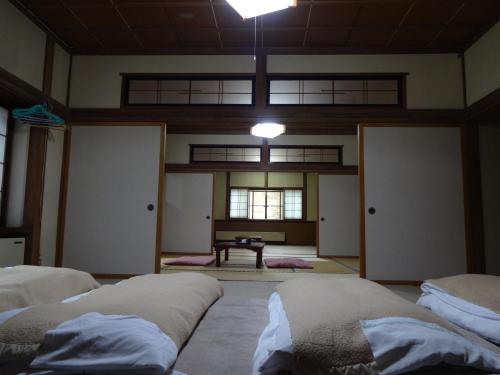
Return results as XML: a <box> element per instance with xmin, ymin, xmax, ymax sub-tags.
<box><xmin>269</xmin><ymin>54</ymin><xmax>463</xmax><ymax>109</ymax></box>
<box><xmin>465</xmin><ymin>21</ymin><xmax>500</xmax><ymax>106</ymax></box>
<box><xmin>0</xmin><ymin>1</ymin><xmax>46</xmax><ymax>90</ymax></box>
<box><xmin>6</xmin><ymin>122</ymin><xmax>30</xmax><ymax>227</ymax></box>
<box><xmin>40</xmin><ymin>130</ymin><xmax>64</xmax><ymax>266</ymax></box>
<box><xmin>51</xmin><ymin>44</ymin><xmax>71</xmax><ymax>105</ymax></box>
<box><xmin>70</xmin><ymin>55</ymin><xmax>256</xmax><ymax>108</ymax></box>
<box><xmin>70</xmin><ymin>53</ymin><xmax>463</xmax><ymax>109</ymax></box>
<box><xmin>479</xmin><ymin>124</ymin><xmax>500</xmax><ymax>275</ymax></box>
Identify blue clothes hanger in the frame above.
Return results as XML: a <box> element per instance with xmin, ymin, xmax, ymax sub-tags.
<box><xmin>12</xmin><ymin>103</ymin><xmax>65</xmax><ymax>129</ymax></box>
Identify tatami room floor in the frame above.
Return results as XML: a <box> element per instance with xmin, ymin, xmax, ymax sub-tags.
<box><xmin>161</xmin><ymin>245</ymin><xmax>360</xmax><ymax>281</ymax></box>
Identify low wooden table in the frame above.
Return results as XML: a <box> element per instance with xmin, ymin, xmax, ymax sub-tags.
<box><xmin>213</xmin><ymin>241</ymin><xmax>265</xmax><ymax>269</ymax></box>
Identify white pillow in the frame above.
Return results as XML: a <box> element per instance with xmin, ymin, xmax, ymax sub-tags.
<box><xmin>418</xmin><ymin>282</ymin><xmax>500</xmax><ymax>344</ymax></box>
<box><xmin>361</xmin><ymin>317</ymin><xmax>500</xmax><ymax>375</ymax></box>
<box><xmin>30</xmin><ymin>312</ymin><xmax>178</xmax><ymax>375</ymax></box>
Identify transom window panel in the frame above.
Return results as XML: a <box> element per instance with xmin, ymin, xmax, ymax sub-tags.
<box><xmin>268</xmin><ymin>76</ymin><xmax>402</xmax><ymax>106</ymax></box>
<box><xmin>269</xmin><ymin>146</ymin><xmax>342</xmax><ymax>164</ymax></box>
<box><xmin>229</xmin><ymin>189</ymin><xmax>303</xmax><ymax>221</ymax></box>
<box><xmin>124</xmin><ymin>76</ymin><xmax>254</xmax><ymax>106</ymax></box>
<box><xmin>191</xmin><ymin>145</ymin><xmax>261</xmax><ymax>163</ymax></box>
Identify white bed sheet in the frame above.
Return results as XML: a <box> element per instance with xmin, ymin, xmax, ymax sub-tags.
<box><xmin>254</xmin><ymin>292</ymin><xmax>500</xmax><ymax>375</ymax></box>
<box><xmin>417</xmin><ymin>282</ymin><xmax>500</xmax><ymax>344</ymax></box>
<box><xmin>0</xmin><ymin>286</ymin><xmax>185</xmax><ymax>375</ymax></box>
<box><xmin>252</xmin><ymin>292</ymin><xmax>293</xmax><ymax>375</ymax></box>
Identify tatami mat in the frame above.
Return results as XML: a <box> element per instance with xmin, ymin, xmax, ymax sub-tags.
<box><xmin>161</xmin><ymin>245</ymin><xmax>360</xmax><ymax>281</ymax></box>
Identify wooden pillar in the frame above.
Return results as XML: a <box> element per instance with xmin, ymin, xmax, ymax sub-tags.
<box><xmin>462</xmin><ymin>122</ymin><xmax>485</xmax><ymax>274</ymax></box>
<box><xmin>23</xmin><ymin>35</ymin><xmax>54</xmax><ymax>265</ymax></box>
<box><xmin>255</xmin><ymin>51</ymin><xmax>267</xmax><ymax>112</ymax></box>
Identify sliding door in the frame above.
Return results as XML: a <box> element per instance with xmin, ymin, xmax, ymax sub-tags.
<box><xmin>163</xmin><ymin>173</ymin><xmax>213</xmax><ymax>254</ymax></box>
<box><xmin>318</xmin><ymin>174</ymin><xmax>359</xmax><ymax>257</ymax></box>
<box><xmin>360</xmin><ymin>125</ymin><xmax>467</xmax><ymax>281</ymax></box>
<box><xmin>62</xmin><ymin>124</ymin><xmax>165</xmax><ymax>275</ymax></box>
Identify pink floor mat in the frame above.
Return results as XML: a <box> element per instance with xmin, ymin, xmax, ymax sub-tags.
<box><xmin>164</xmin><ymin>255</ymin><xmax>216</xmax><ymax>266</ymax></box>
<box><xmin>264</xmin><ymin>257</ymin><xmax>313</xmax><ymax>269</ymax></box>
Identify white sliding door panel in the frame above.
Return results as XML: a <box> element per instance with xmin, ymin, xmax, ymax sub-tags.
<box><xmin>163</xmin><ymin>173</ymin><xmax>213</xmax><ymax>254</ymax></box>
<box><xmin>63</xmin><ymin>126</ymin><xmax>162</xmax><ymax>275</ymax></box>
<box><xmin>363</xmin><ymin>126</ymin><xmax>466</xmax><ymax>280</ymax></box>
<box><xmin>319</xmin><ymin>175</ymin><xmax>359</xmax><ymax>256</ymax></box>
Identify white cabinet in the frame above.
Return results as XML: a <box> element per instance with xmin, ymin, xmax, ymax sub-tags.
<box><xmin>0</xmin><ymin>238</ymin><xmax>25</xmax><ymax>267</ymax></box>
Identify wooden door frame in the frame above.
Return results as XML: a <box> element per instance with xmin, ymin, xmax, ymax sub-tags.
<box><xmin>163</xmin><ymin>171</ymin><xmax>215</xmax><ymax>256</ymax></box>
<box><xmin>55</xmin><ymin>122</ymin><xmax>167</xmax><ymax>278</ymax></box>
<box><xmin>316</xmin><ymin>171</ymin><xmax>358</xmax><ymax>259</ymax></box>
<box><xmin>358</xmin><ymin>123</ymin><xmax>471</xmax><ymax>283</ymax></box>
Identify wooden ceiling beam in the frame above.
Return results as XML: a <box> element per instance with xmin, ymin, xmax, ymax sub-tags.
<box><xmin>58</xmin><ymin>0</ymin><xmax>104</xmax><ymax>48</ymax></box>
<box><xmin>109</xmin><ymin>0</ymin><xmax>144</xmax><ymax>48</ymax></box>
<box><xmin>385</xmin><ymin>2</ymin><xmax>415</xmax><ymax>47</ymax></box>
<box><xmin>12</xmin><ymin>0</ymin><xmax>500</xmax><ymax>55</ymax></box>
<box><xmin>73</xmin><ymin>26</ymin><xmax>456</xmax><ymax>33</ymax></box>
<box><xmin>427</xmin><ymin>1</ymin><xmax>466</xmax><ymax>48</ymax></box>
<box><xmin>301</xmin><ymin>0</ymin><xmax>314</xmax><ymax>47</ymax></box>
<box><xmin>70</xmin><ymin>45</ymin><xmax>461</xmax><ymax>55</ymax></box>
<box><xmin>209</xmin><ymin>0</ymin><xmax>224</xmax><ymax>48</ymax></box>
<box><xmin>23</xmin><ymin>0</ymin><xmax>500</xmax><ymax>8</ymax></box>
<box><xmin>343</xmin><ymin>3</ymin><xmax>363</xmax><ymax>47</ymax></box>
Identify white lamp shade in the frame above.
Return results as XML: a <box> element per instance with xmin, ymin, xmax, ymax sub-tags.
<box><xmin>226</xmin><ymin>0</ymin><xmax>297</xmax><ymax>19</ymax></box>
<box><xmin>251</xmin><ymin>123</ymin><xmax>286</xmax><ymax>139</ymax></box>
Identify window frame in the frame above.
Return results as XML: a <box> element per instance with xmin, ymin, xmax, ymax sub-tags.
<box><xmin>190</xmin><ymin>144</ymin><xmax>263</xmax><ymax>164</ymax></box>
<box><xmin>269</xmin><ymin>145</ymin><xmax>343</xmax><ymax>165</ymax></box>
<box><xmin>267</xmin><ymin>73</ymin><xmax>406</xmax><ymax>108</ymax></box>
<box><xmin>228</xmin><ymin>187</ymin><xmax>304</xmax><ymax>222</ymax></box>
<box><xmin>120</xmin><ymin>73</ymin><xmax>256</xmax><ymax>107</ymax></box>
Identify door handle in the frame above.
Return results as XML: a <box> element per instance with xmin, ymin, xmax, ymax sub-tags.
<box><xmin>147</xmin><ymin>204</ymin><xmax>155</xmax><ymax>211</ymax></box>
<box><xmin>206</xmin><ymin>216</ymin><xmax>211</xmax><ymax>220</ymax></box>
<box><xmin>320</xmin><ymin>217</ymin><xmax>325</xmax><ymax>221</ymax></box>
<box><xmin>368</xmin><ymin>207</ymin><xmax>376</xmax><ymax>215</ymax></box>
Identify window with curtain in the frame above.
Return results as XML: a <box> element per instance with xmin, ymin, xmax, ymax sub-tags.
<box><xmin>229</xmin><ymin>188</ymin><xmax>303</xmax><ymax>220</ymax></box>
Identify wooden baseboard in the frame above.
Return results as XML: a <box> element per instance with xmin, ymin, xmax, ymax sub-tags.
<box><xmin>373</xmin><ymin>280</ymin><xmax>423</xmax><ymax>286</ymax></box>
<box><xmin>92</xmin><ymin>273</ymin><xmax>137</xmax><ymax>280</ymax></box>
<box><xmin>319</xmin><ymin>255</ymin><xmax>359</xmax><ymax>259</ymax></box>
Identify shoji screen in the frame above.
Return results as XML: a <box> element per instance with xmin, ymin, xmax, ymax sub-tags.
<box><xmin>163</xmin><ymin>173</ymin><xmax>214</xmax><ymax>254</ymax></box>
<box><xmin>360</xmin><ymin>125</ymin><xmax>467</xmax><ymax>281</ymax></box>
<box><xmin>62</xmin><ymin>124</ymin><xmax>164</xmax><ymax>275</ymax></box>
<box><xmin>318</xmin><ymin>174</ymin><xmax>359</xmax><ymax>257</ymax></box>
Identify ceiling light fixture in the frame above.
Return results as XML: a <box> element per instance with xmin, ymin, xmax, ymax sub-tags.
<box><xmin>251</xmin><ymin>123</ymin><xmax>286</xmax><ymax>139</ymax></box>
<box><xmin>226</xmin><ymin>0</ymin><xmax>297</xmax><ymax>19</ymax></box>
